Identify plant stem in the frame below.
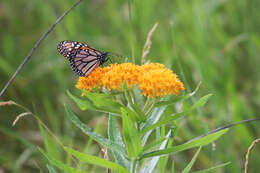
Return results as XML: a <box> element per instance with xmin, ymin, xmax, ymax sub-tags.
<box><xmin>131</xmin><ymin>158</ymin><xmax>137</xmax><ymax>173</ymax></box>
<box><xmin>126</xmin><ymin>90</ymin><xmax>134</xmax><ymax>105</ymax></box>
<box><xmin>143</xmin><ymin>97</ymin><xmax>150</xmax><ymax>111</ymax></box>
<box><xmin>145</xmin><ymin>101</ymin><xmax>155</xmax><ymax>115</ymax></box>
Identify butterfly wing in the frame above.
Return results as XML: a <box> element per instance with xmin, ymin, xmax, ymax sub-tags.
<box><xmin>57</xmin><ymin>41</ymin><xmax>83</xmax><ymax>59</ymax></box>
<box><xmin>57</xmin><ymin>41</ymin><xmax>104</xmax><ymax>77</ymax></box>
<box><xmin>70</xmin><ymin>48</ymin><xmax>101</xmax><ymax>76</ymax></box>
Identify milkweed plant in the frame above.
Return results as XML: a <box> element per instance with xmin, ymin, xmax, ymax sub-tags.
<box><xmin>38</xmin><ymin>26</ymin><xmax>229</xmax><ymax>173</ymax></box>
<box><xmin>39</xmin><ymin>58</ymin><xmax>229</xmax><ymax>173</ymax></box>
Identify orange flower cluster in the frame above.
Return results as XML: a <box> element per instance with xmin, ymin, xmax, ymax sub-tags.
<box><xmin>76</xmin><ymin>63</ymin><xmax>184</xmax><ymax>97</ymax></box>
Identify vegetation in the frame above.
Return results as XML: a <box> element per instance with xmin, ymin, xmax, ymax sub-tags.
<box><xmin>0</xmin><ymin>0</ymin><xmax>259</xmax><ymax>172</ymax></box>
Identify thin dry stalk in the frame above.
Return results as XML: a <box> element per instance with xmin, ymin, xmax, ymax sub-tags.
<box><xmin>0</xmin><ymin>0</ymin><xmax>83</xmax><ymax>97</ymax></box>
<box><xmin>1</xmin><ymin>100</ymin><xmax>32</xmax><ymax>114</ymax></box>
<box><xmin>102</xmin><ymin>148</ymin><xmax>109</xmax><ymax>160</ymax></box>
<box><xmin>244</xmin><ymin>138</ymin><xmax>260</xmax><ymax>173</ymax></box>
<box><xmin>1</xmin><ymin>100</ymin><xmax>66</xmax><ymax>151</ymax></box>
<box><xmin>0</xmin><ymin>100</ymin><xmax>17</xmax><ymax>106</ymax></box>
<box><xmin>102</xmin><ymin>148</ymin><xmax>111</xmax><ymax>173</ymax></box>
<box><xmin>141</xmin><ymin>23</ymin><xmax>158</xmax><ymax>64</ymax></box>
<box><xmin>189</xmin><ymin>118</ymin><xmax>260</xmax><ymax>142</ymax></box>
<box><xmin>12</xmin><ymin>112</ymin><xmax>33</xmax><ymax>126</ymax></box>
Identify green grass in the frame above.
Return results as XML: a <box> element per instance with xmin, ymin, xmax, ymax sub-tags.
<box><xmin>0</xmin><ymin>0</ymin><xmax>259</xmax><ymax>172</ymax></box>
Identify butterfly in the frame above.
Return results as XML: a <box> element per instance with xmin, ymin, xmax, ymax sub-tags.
<box><xmin>57</xmin><ymin>40</ymin><xmax>109</xmax><ymax>77</ymax></box>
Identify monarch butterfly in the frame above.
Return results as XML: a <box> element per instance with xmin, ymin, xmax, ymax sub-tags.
<box><xmin>57</xmin><ymin>40</ymin><xmax>108</xmax><ymax>77</ymax></box>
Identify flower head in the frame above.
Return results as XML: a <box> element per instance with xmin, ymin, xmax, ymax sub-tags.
<box><xmin>102</xmin><ymin>63</ymin><xmax>141</xmax><ymax>91</ymax></box>
<box><xmin>76</xmin><ymin>63</ymin><xmax>184</xmax><ymax>97</ymax></box>
<box><xmin>139</xmin><ymin>64</ymin><xmax>184</xmax><ymax>97</ymax></box>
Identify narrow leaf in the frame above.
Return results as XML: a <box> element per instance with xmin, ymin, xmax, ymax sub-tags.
<box><xmin>129</xmin><ymin>103</ymin><xmax>147</xmax><ymax>122</ymax></box>
<box><xmin>108</xmin><ymin>115</ymin><xmax>130</xmax><ymax>169</ymax></box>
<box><xmin>191</xmin><ymin>94</ymin><xmax>213</xmax><ymax>108</ymax></box>
<box><xmin>143</xmin><ymin>137</ymin><xmax>167</xmax><ymax>152</ymax></box>
<box><xmin>193</xmin><ymin>162</ymin><xmax>231</xmax><ymax>173</ymax></box>
<box><xmin>124</xmin><ymin>107</ymin><xmax>140</xmax><ymax>122</ymax></box>
<box><xmin>140</xmin><ymin>129</ymin><xmax>228</xmax><ymax>159</ymax></box>
<box><xmin>121</xmin><ymin>107</ymin><xmax>142</xmax><ymax>158</ymax></box>
<box><xmin>158</xmin><ymin>133</ymin><xmax>175</xmax><ymax>173</ymax></box>
<box><xmin>65</xmin><ymin>147</ymin><xmax>130</xmax><ymax>173</ymax></box>
<box><xmin>141</xmin><ymin>94</ymin><xmax>213</xmax><ymax>135</ymax></box>
<box><xmin>141</xmin><ymin>106</ymin><xmax>167</xmax><ymax>146</ymax></box>
<box><xmin>38</xmin><ymin>121</ymin><xmax>61</xmax><ymax>160</ymax></box>
<box><xmin>108</xmin><ymin>115</ymin><xmax>124</xmax><ymax>146</ymax></box>
<box><xmin>140</xmin><ymin>130</ymin><xmax>171</xmax><ymax>173</ymax></box>
<box><xmin>155</xmin><ymin>82</ymin><xmax>201</xmax><ymax>107</ymax></box>
<box><xmin>181</xmin><ymin>147</ymin><xmax>202</xmax><ymax>173</ymax></box>
<box><xmin>64</xmin><ymin>105</ymin><xmax>126</xmax><ymax>156</ymax></box>
<box><xmin>67</xmin><ymin>90</ymin><xmax>95</xmax><ymax>111</ymax></box>
<box><xmin>39</xmin><ymin>148</ymin><xmax>84</xmax><ymax>173</ymax></box>
<box><xmin>68</xmin><ymin>91</ymin><xmax>121</xmax><ymax>114</ymax></box>
<box><xmin>83</xmin><ymin>91</ymin><xmax>123</xmax><ymax>111</ymax></box>
<box><xmin>46</xmin><ymin>164</ymin><xmax>57</xmax><ymax>173</ymax></box>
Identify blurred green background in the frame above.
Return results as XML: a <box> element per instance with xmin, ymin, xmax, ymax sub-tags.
<box><xmin>0</xmin><ymin>0</ymin><xmax>259</xmax><ymax>172</ymax></box>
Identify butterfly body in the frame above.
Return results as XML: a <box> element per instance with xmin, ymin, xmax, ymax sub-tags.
<box><xmin>57</xmin><ymin>40</ymin><xmax>108</xmax><ymax>77</ymax></box>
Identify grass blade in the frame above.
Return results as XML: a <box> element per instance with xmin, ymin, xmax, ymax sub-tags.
<box><xmin>193</xmin><ymin>162</ymin><xmax>231</xmax><ymax>173</ymax></box>
<box><xmin>181</xmin><ymin>147</ymin><xmax>202</xmax><ymax>173</ymax></box>
<box><xmin>46</xmin><ymin>164</ymin><xmax>57</xmax><ymax>173</ymax></box>
<box><xmin>39</xmin><ymin>148</ymin><xmax>84</xmax><ymax>173</ymax></box>
<box><xmin>140</xmin><ymin>128</ymin><xmax>228</xmax><ymax>159</ymax></box>
<box><xmin>65</xmin><ymin>147</ymin><xmax>130</xmax><ymax>173</ymax></box>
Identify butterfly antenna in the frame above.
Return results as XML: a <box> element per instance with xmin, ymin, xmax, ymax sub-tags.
<box><xmin>108</xmin><ymin>52</ymin><xmax>130</xmax><ymax>63</ymax></box>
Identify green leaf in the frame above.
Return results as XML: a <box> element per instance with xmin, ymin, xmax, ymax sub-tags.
<box><xmin>129</xmin><ymin>103</ymin><xmax>147</xmax><ymax>122</ymax></box>
<box><xmin>108</xmin><ymin>115</ymin><xmax>130</xmax><ymax>169</ymax></box>
<box><xmin>140</xmin><ymin>129</ymin><xmax>228</xmax><ymax>159</ymax></box>
<box><xmin>0</xmin><ymin>55</ymin><xmax>14</xmax><ymax>74</ymax></box>
<box><xmin>143</xmin><ymin>137</ymin><xmax>167</xmax><ymax>152</ymax></box>
<box><xmin>154</xmin><ymin>82</ymin><xmax>201</xmax><ymax>107</ymax></box>
<box><xmin>124</xmin><ymin>106</ymin><xmax>147</xmax><ymax>123</ymax></box>
<box><xmin>193</xmin><ymin>162</ymin><xmax>231</xmax><ymax>173</ymax></box>
<box><xmin>124</xmin><ymin>107</ymin><xmax>140</xmax><ymax>122</ymax></box>
<box><xmin>83</xmin><ymin>91</ymin><xmax>123</xmax><ymax>110</ymax></box>
<box><xmin>121</xmin><ymin>107</ymin><xmax>143</xmax><ymax>158</ymax></box>
<box><xmin>140</xmin><ymin>130</ymin><xmax>171</xmax><ymax>173</ymax></box>
<box><xmin>39</xmin><ymin>148</ymin><xmax>84</xmax><ymax>173</ymax></box>
<box><xmin>141</xmin><ymin>106</ymin><xmax>167</xmax><ymax>146</ymax></box>
<box><xmin>67</xmin><ymin>90</ymin><xmax>96</xmax><ymax>111</ymax></box>
<box><xmin>181</xmin><ymin>147</ymin><xmax>202</xmax><ymax>173</ymax></box>
<box><xmin>65</xmin><ymin>147</ymin><xmax>130</xmax><ymax>173</ymax></box>
<box><xmin>46</xmin><ymin>164</ymin><xmax>57</xmax><ymax>173</ymax></box>
<box><xmin>191</xmin><ymin>94</ymin><xmax>213</xmax><ymax>109</ymax></box>
<box><xmin>123</xmin><ymin>82</ymin><xmax>134</xmax><ymax>105</ymax></box>
<box><xmin>158</xmin><ymin>130</ymin><xmax>175</xmax><ymax>173</ymax></box>
<box><xmin>68</xmin><ymin>90</ymin><xmax>122</xmax><ymax>114</ymax></box>
<box><xmin>108</xmin><ymin>115</ymin><xmax>125</xmax><ymax>146</ymax></box>
<box><xmin>38</xmin><ymin>121</ymin><xmax>61</xmax><ymax>160</ymax></box>
<box><xmin>64</xmin><ymin>105</ymin><xmax>126</xmax><ymax>156</ymax></box>
<box><xmin>141</xmin><ymin>94</ymin><xmax>213</xmax><ymax>135</ymax></box>
<box><xmin>0</xmin><ymin>126</ymin><xmax>36</xmax><ymax>152</ymax></box>
<box><xmin>171</xmin><ymin>161</ymin><xmax>175</xmax><ymax>173</ymax></box>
